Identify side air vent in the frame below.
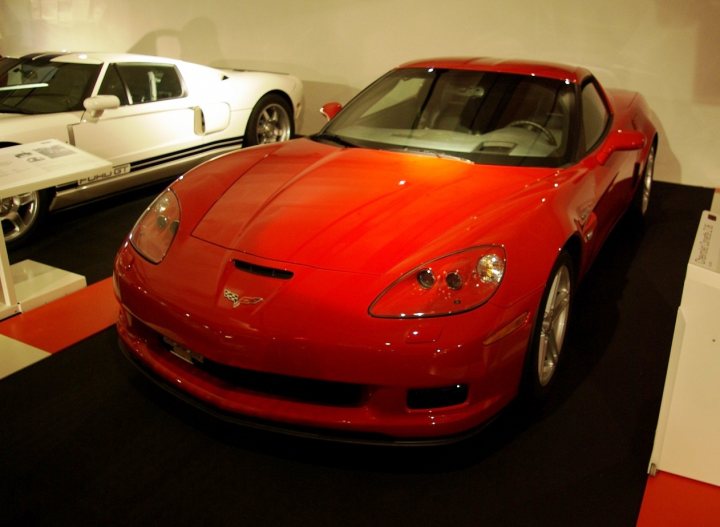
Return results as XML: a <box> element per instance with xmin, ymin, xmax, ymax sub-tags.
<box><xmin>233</xmin><ymin>259</ymin><xmax>294</xmax><ymax>280</ymax></box>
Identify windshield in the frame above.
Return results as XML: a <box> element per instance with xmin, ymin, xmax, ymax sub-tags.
<box><xmin>0</xmin><ymin>58</ymin><xmax>101</xmax><ymax>114</ymax></box>
<box><xmin>317</xmin><ymin>68</ymin><xmax>576</xmax><ymax>167</ymax></box>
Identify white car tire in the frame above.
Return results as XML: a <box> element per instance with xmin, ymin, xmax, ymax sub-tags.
<box><xmin>1</xmin><ymin>188</ymin><xmax>51</xmax><ymax>247</ymax></box>
<box><xmin>244</xmin><ymin>94</ymin><xmax>294</xmax><ymax>147</ymax></box>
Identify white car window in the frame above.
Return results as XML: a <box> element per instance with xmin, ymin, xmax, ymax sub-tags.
<box><xmin>98</xmin><ymin>64</ymin><xmax>130</xmax><ymax>105</ymax></box>
<box><xmin>0</xmin><ymin>60</ymin><xmax>100</xmax><ymax>114</ymax></box>
<box><xmin>104</xmin><ymin>64</ymin><xmax>185</xmax><ymax>105</ymax></box>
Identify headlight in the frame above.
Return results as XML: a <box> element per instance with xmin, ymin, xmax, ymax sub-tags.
<box><xmin>129</xmin><ymin>189</ymin><xmax>180</xmax><ymax>264</ymax></box>
<box><xmin>369</xmin><ymin>246</ymin><xmax>506</xmax><ymax>318</ymax></box>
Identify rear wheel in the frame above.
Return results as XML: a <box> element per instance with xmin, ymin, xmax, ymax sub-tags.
<box><xmin>634</xmin><ymin>143</ymin><xmax>656</xmax><ymax>216</ymax></box>
<box><xmin>244</xmin><ymin>94</ymin><xmax>294</xmax><ymax>147</ymax></box>
<box><xmin>522</xmin><ymin>252</ymin><xmax>574</xmax><ymax>399</ymax></box>
<box><xmin>1</xmin><ymin>189</ymin><xmax>51</xmax><ymax>247</ymax></box>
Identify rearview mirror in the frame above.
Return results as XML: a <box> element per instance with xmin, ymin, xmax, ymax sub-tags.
<box><xmin>82</xmin><ymin>95</ymin><xmax>120</xmax><ymax>121</ymax></box>
<box><xmin>320</xmin><ymin>102</ymin><xmax>343</xmax><ymax>121</ymax></box>
<box><xmin>596</xmin><ymin>129</ymin><xmax>645</xmax><ymax>165</ymax></box>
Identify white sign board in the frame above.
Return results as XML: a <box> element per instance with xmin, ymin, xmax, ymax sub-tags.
<box><xmin>649</xmin><ymin>211</ymin><xmax>720</xmax><ymax>487</ymax></box>
<box><xmin>0</xmin><ymin>139</ymin><xmax>112</xmax><ymax>198</ymax></box>
<box><xmin>0</xmin><ymin>139</ymin><xmax>111</xmax><ymax>318</ymax></box>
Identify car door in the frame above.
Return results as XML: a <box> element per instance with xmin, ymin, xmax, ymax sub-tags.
<box><xmin>70</xmin><ymin>62</ymin><xmax>200</xmax><ymax>176</ymax></box>
<box><xmin>580</xmin><ymin>79</ymin><xmax>630</xmax><ymax>255</ymax></box>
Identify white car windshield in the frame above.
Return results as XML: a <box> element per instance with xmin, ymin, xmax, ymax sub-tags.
<box><xmin>0</xmin><ymin>57</ymin><xmax>100</xmax><ymax>114</ymax></box>
<box><xmin>317</xmin><ymin>68</ymin><xmax>576</xmax><ymax>167</ymax></box>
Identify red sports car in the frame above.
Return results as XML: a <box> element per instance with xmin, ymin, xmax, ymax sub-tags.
<box><xmin>114</xmin><ymin>58</ymin><xmax>657</xmax><ymax>444</ymax></box>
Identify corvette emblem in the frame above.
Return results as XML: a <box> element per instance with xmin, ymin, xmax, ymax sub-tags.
<box><xmin>223</xmin><ymin>288</ymin><xmax>263</xmax><ymax>308</ymax></box>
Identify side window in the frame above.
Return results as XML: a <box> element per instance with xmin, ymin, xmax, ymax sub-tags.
<box><xmin>581</xmin><ymin>81</ymin><xmax>610</xmax><ymax>152</ymax></box>
<box><xmin>112</xmin><ymin>64</ymin><xmax>184</xmax><ymax>105</ymax></box>
<box><xmin>98</xmin><ymin>64</ymin><xmax>129</xmax><ymax>105</ymax></box>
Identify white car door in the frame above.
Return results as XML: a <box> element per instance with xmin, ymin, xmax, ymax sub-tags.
<box><xmin>70</xmin><ymin>62</ymin><xmax>201</xmax><ymax>175</ymax></box>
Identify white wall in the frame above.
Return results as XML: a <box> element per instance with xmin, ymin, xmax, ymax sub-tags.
<box><xmin>1</xmin><ymin>0</ymin><xmax>718</xmax><ymax>187</ymax></box>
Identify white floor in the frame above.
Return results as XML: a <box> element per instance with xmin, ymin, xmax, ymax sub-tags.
<box><xmin>0</xmin><ymin>334</ymin><xmax>49</xmax><ymax>380</ymax></box>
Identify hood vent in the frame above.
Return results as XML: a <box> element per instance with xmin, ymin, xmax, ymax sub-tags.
<box><xmin>233</xmin><ymin>259</ymin><xmax>293</xmax><ymax>280</ymax></box>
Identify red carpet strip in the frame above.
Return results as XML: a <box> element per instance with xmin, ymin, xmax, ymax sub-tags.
<box><xmin>0</xmin><ymin>277</ymin><xmax>117</xmax><ymax>353</ymax></box>
<box><xmin>637</xmin><ymin>471</ymin><xmax>720</xmax><ymax>525</ymax></box>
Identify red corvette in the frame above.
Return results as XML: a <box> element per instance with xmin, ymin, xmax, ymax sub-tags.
<box><xmin>114</xmin><ymin>58</ymin><xmax>657</xmax><ymax>444</ymax></box>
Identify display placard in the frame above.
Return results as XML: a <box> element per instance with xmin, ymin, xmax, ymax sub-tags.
<box><xmin>0</xmin><ymin>139</ymin><xmax>111</xmax><ymax>198</ymax></box>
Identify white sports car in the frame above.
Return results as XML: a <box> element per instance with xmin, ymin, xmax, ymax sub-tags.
<box><xmin>0</xmin><ymin>52</ymin><xmax>303</xmax><ymax>245</ymax></box>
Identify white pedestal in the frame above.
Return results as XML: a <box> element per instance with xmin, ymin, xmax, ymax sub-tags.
<box><xmin>11</xmin><ymin>260</ymin><xmax>86</xmax><ymax>312</ymax></box>
<box><xmin>0</xmin><ymin>140</ymin><xmax>111</xmax><ymax>319</ymax></box>
<box><xmin>649</xmin><ymin>210</ymin><xmax>720</xmax><ymax>487</ymax></box>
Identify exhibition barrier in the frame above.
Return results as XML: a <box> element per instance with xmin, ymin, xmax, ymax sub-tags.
<box><xmin>649</xmin><ymin>208</ymin><xmax>720</xmax><ymax>487</ymax></box>
<box><xmin>0</xmin><ymin>139</ymin><xmax>112</xmax><ymax>319</ymax></box>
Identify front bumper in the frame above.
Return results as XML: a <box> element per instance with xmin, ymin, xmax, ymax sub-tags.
<box><xmin>119</xmin><ymin>336</ymin><xmax>497</xmax><ymax>446</ymax></box>
<box><xmin>114</xmin><ymin>238</ymin><xmax>539</xmax><ymax>442</ymax></box>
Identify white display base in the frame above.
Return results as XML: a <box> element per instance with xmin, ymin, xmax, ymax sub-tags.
<box><xmin>649</xmin><ymin>210</ymin><xmax>720</xmax><ymax>487</ymax></box>
<box><xmin>0</xmin><ymin>140</ymin><xmax>110</xmax><ymax>319</ymax></box>
<box><xmin>11</xmin><ymin>260</ymin><xmax>86</xmax><ymax>313</ymax></box>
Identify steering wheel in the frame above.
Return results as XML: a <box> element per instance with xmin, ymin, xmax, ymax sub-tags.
<box><xmin>508</xmin><ymin>120</ymin><xmax>557</xmax><ymax>146</ymax></box>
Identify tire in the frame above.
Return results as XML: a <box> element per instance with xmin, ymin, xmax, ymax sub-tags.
<box><xmin>633</xmin><ymin>143</ymin><xmax>656</xmax><ymax>217</ymax></box>
<box><xmin>522</xmin><ymin>251</ymin><xmax>574</xmax><ymax>400</ymax></box>
<box><xmin>1</xmin><ymin>189</ymin><xmax>52</xmax><ymax>248</ymax></box>
<box><xmin>244</xmin><ymin>94</ymin><xmax>294</xmax><ymax>147</ymax></box>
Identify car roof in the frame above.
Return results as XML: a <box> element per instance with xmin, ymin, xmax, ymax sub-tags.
<box><xmin>18</xmin><ymin>51</ymin><xmax>188</xmax><ymax>67</ymax></box>
<box><xmin>397</xmin><ymin>57</ymin><xmax>592</xmax><ymax>84</ymax></box>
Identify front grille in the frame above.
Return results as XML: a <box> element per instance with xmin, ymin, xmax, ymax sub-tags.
<box><xmin>197</xmin><ymin>359</ymin><xmax>365</xmax><ymax>407</ymax></box>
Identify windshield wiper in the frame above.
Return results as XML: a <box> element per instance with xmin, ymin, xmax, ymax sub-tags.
<box><xmin>389</xmin><ymin>146</ymin><xmax>472</xmax><ymax>164</ymax></box>
<box><xmin>312</xmin><ymin>132</ymin><xmax>358</xmax><ymax>148</ymax></box>
<box><xmin>0</xmin><ymin>82</ymin><xmax>48</xmax><ymax>92</ymax></box>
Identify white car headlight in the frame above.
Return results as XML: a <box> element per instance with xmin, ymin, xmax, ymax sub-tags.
<box><xmin>130</xmin><ymin>189</ymin><xmax>180</xmax><ymax>264</ymax></box>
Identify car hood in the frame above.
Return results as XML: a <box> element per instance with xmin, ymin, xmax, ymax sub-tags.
<box><xmin>191</xmin><ymin>139</ymin><xmax>553</xmax><ymax>274</ymax></box>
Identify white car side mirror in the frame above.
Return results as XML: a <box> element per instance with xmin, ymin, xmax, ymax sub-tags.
<box><xmin>82</xmin><ymin>95</ymin><xmax>121</xmax><ymax>121</ymax></box>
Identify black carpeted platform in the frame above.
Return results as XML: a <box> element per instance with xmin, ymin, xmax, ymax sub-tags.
<box><xmin>0</xmin><ymin>182</ymin><xmax>712</xmax><ymax>526</ymax></box>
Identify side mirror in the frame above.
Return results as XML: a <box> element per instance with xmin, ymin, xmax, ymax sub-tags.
<box><xmin>82</xmin><ymin>95</ymin><xmax>120</xmax><ymax>121</ymax></box>
<box><xmin>320</xmin><ymin>102</ymin><xmax>343</xmax><ymax>121</ymax></box>
<box><xmin>596</xmin><ymin>129</ymin><xmax>645</xmax><ymax>165</ymax></box>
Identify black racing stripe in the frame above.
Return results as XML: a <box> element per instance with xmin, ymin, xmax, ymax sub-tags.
<box><xmin>20</xmin><ymin>52</ymin><xmax>68</xmax><ymax>62</ymax></box>
<box><xmin>19</xmin><ymin>52</ymin><xmax>47</xmax><ymax>60</ymax></box>
<box><xmin>129</xmin><ymin>136</ymin><xmax>244</xmax><ymax>172</ymax></box>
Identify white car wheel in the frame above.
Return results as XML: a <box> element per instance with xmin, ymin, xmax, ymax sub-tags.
<box><xmin>245</xmin><ymin>94</ymin><xmax>294</xmax><ymax>146</ymax></box>
<box><xmin>1</xmin><ymin>190</ymin><xmax>50</xmax><ymax>246</ymax></box>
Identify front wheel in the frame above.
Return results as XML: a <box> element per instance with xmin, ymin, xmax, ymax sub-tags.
<box><xmin>1</xmin><ymin>189</ymin><xmax>51</xmax><ymax>247</ymax></box>
<box><xmin>244</xmin><ymin>94</ymin><xmax>294</xmax><ymax>147</ymax></box>
<box><xmin>522</xmin><ymin>252</ymin><xmax>574</xmax><ymax>399</ymax></box>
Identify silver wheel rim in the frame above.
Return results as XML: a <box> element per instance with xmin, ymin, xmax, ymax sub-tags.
<box><xmin>641</xmin><ymin>147</ymin><xmax>655</xmax><ymax>215</ymax></box>
<box><xmin>1</xmin><ymin>191</ymin><xmax>40</xmax><ymax>243</ymax></box>
<box><xmin>255</xmin><ymin>103</ymin><xmax>291</xmax><ymax>144</ymax></box>
<box><xmin>537</xmin><ymin>264</ymin><xmax>571</xmax><ymax>386</ymax></box>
